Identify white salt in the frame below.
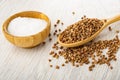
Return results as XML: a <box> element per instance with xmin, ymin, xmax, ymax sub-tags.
<box><xmin>8</xmin><ymin>17</ymin><xmax>47</xmax><ymax>36</ymax></box>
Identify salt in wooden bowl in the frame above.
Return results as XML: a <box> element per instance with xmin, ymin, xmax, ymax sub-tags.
<box><xmin>2</xmin><ymin>11</ymin><xmax>51</xmax><ymax>48</ymax></box>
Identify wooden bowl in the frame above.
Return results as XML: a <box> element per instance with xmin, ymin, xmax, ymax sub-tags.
<box><xmin>2</xmin><ymin>11</ymin><xmax>51</xmax><ymax>48</ymax></box>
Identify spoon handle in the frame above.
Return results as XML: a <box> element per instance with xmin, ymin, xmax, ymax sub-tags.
<box><xmin>105</xmin><ymin>14</ymin><xmax>120</xmax><ymax>27</ymax></box>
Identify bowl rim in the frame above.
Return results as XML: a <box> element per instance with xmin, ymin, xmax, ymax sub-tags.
<box><xmin>2</xmin><ymin>11</ymin><xmax>51</xmax><ymax>38</ymax></box>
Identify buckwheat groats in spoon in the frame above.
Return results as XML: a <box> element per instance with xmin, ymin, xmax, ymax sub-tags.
<box><xmin>58</xmin><ymin>14</ymin><xmax>120</xmax><ymax>47</ymax></box>
<box><xmin>48</xmin><ymin>15</ymin><xmax>120</xmax><ymax>71</ymax></box>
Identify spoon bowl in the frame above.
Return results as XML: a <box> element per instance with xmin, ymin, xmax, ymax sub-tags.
<box><xmin>58</xmin><ymin>14</ymin><xmax>120</xmax><ymax>47</ymax></box>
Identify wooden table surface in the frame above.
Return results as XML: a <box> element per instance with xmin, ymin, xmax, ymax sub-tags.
<box><xmin>0</xmin><ymin>0</ymin><xmax>120</xmax><ymax>80</ymax></box>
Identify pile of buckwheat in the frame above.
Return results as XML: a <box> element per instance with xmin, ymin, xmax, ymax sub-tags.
<box><xmin>59</xmin><ymin>17</ymin><xmax>104</xmax><ymax>43</ymax></box>
<box><xmin>48</xmin><ymin>16</ymin><xmax>120</xmax><ymax>71</ymax></box>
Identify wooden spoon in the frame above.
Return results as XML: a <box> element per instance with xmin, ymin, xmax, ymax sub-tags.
<box><xmin>58</xmin><ymin>14</ymin><xmax>120</xmax><ymax>47</ymax></box>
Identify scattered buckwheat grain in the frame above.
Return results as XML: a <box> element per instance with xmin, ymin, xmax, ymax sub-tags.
<box><xmin>49</xmin><ymin>35</ymin><xmax>120</xmax><ymax>71</ymax></box>
<box><xmin>116</xmin><ymin>30</ymin><xmax>119</xmax><ymax>33</ymax></box>
<box><xmin>56</xmin><ymin>65</ymin><xmax>60</xmax><ymax>69</ymax></box>
<box><xmin>50</xmin><ymin>65</ymin><xmax>53</xmax><ymax>67</ymax></box>
<box><xmin>72</xmin><ymin>12</ymin><xmax>75</xmax><ymax>15</ymax></box>
<box><xmin>48</xmin><ymin>16</ymin><xmax>120</xmax><ymax>71</ymax></box>
<box><xmin>108</xmin><ymin>26</ymin><xmax>112</xmax><ymax>31</ymax></box>
<box><xmin>48</xmin><ymin>59</ymin><xmax>52</xmax><ymax>62</ymax></box>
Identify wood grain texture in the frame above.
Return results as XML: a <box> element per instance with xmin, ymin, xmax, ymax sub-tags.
<box><xmin>2</xmin><ymin>11</ymin><xmax>51</xmax><ymax>48</ymax></box>
<box><xmin>58</xmin><ymin>14</ymin><xmax>120</xmax><ymax>47</ymax></box>
<box><xmin>0</xmin><ymin>0</ymin><xmax>120</xmax><ymax>80</ymax></box>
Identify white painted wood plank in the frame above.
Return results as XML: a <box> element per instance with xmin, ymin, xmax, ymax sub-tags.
<box><xmin>0</xmin><ymin>0</ymin><xmax>120</xmax><ymax>80</ymax></box>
